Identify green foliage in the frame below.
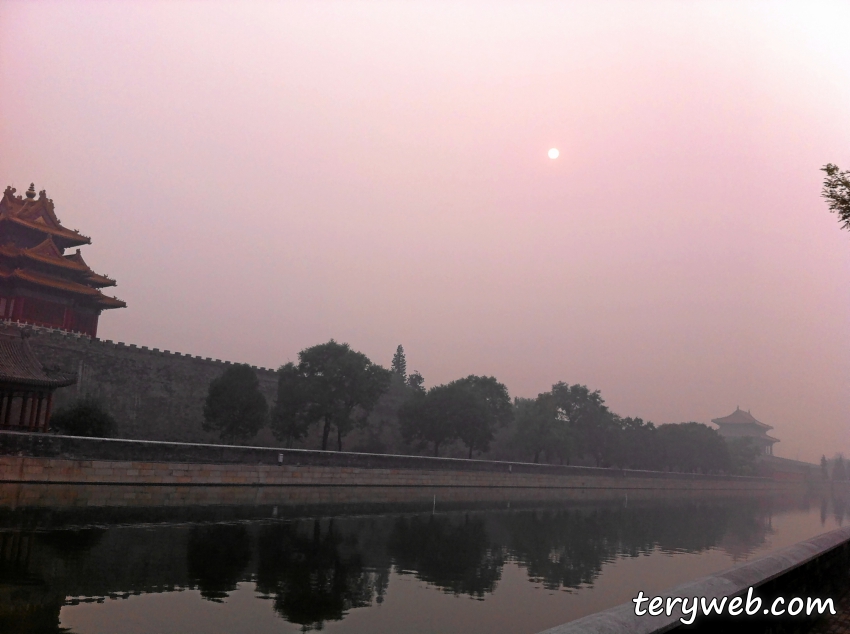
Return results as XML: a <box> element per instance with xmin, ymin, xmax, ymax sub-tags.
<box><xmin>615</xmin><ymin>417</ymin><xmax>657</xmax><ymax>469</ymax></box>
<box><xmin>407</xmin><ymin>371</ymin><xmax>425</xmax><ymax>392</ymax></box>
<box><xmin>822</xmin><ymin>163</ymin><xmax>850</xmax><ymax>229</ymax></box>
<box><xmin>726</xmin><ymin>437</ymin><xmax>760</xmax><ymax>476</ymax></box>
<box><xmin>203</xmin><ymin>364</ymin><xmax>268</xmax><ymax>443</ymax></box>
<box><xmin>452</xmin><ymin>375</ymin><xmax>512</xmax><ymax>458</ymax></box>
<box><xmin>271</xmin><ymin>363</ymin><xmax>311</xmax><ymax>447</ymax></box>
<box><xmin>50</xmin><ymin>396</ymin><xmax>116</xmax><ymax>438</ymax></box>
<box><xmin>270</xmin><ymin>340</ymin><xmax>392</xmax><ymax>451</ymax></box>
<box><xmin>398</xmin><ymin>385</ymin><xmax>459</xmax><ymax>457</ymax></box>
<box><xmin>656</xmin><ymin>422</ymin><xmax>730</xmax><ymax>474</ymax></box>
<box><xmin>551</xmin><ymin>383</ymin><xmax>617</xmax><ymax>466</ymax></box>
<box><xmin>833</xmin><ymin>455</ymin><xmax>847</xmax><ymax>481</ymax></box>
<box><xmin>391</xmin><ymin>345</ymin><xmax>407</xmax><ymax>379</ymax></box>
<box><xmin>399</xmin><ymin>376</ymin><xmax>511</xmax><ymax>458</ymax></box>
<box><xmin>513</xmin><ymin>394</ymin><xmax>558</xmax><ymax>463</ymax></box>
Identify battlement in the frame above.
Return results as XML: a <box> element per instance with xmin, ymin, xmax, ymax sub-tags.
<box><xmin>2</xmin><ymin>319</ymin><xmax>276</xmax><ymax>374</ymax></box>
<box><xmin>6</xmin><ymin>320</ymin><xmax>280</xmax><ymax>445</ymax></box>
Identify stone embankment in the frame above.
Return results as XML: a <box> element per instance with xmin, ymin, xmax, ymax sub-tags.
<box><xmin>538</xmin><ymin>525</ymin><xmax>850</xmax><ymax>634</ymax></box>
<box><xmin>0</xmin><ymin>431</ymin><xmax>793</xmax><ymax>491</ymax></box>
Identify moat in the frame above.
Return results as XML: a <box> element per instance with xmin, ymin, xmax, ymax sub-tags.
<box><xmin>0</xmin><ymin>486</ymin><xmax>845</xmax><ymax>634</ymax></box>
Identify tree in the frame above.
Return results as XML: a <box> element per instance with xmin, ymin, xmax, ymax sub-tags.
<box><xmin>822</xmin><ymin>164</ymin><xmax>850</xmax><ymax>229</ymax></box>
<box><xmin>203</xmin><ymin>364</ymin><xmax>268</xmax><ymax>443</ymax></box>
<box><xmin>550</xmin><ymin>383</ymin><xmax>617</xmax><ymax>466</ymax></box>
<box><xmin>726</xmin><ymin>437</ymin><xmax>759</xmax><ymax>476</ymax></box>
<box><xmin>821</xmin><ymin>455</ymin><xmax>830</xmax><ymax>481</ymax></box>
<box><xmin>398</xmin><ymin>385</ymin><xmax>458</xmax><ymax>457</ymax></box>
<box><xmin>513</xmin><ymin>393</ymin><xmax>558</xmax><ymax>463</ymax></box>
<box><xmin>391</xmin><ymin>345</ymin><xmax>407</xmax><ymax>380</ymax></box>
<box><xmin>270</xmin><ymin>340</ymin><xmax>392</xmax><ymax>451</ymax></box>
<box><xmin>407</xmin><ymin>370</ymin><xmax>425</xmax><ymax>392</ymax></box>
<box><xmin>451</xmin><ymin>375</ymin><xmax>513</xmax><ymax>458</ymax></box>
<box><xmin>614</xmin><ymin>417</ymin><xmax>657</xmax><ymax>470</ymax></box>
<box><xmin>271</xmin><ymin>362</ymin><xmax>311</xmax><ymax>448</ymax></box>
<box><xmin>656</xmin><ymin>422</ymin><xmax>730</xmax><ymax>474</ymax></box>
<box><xmin>833</xmin><ymin>455</ymin><xmax>847</xmax><ymax>481</ymax></box>
<box><xmin>50</xmin><ymin>396</ymin><xmax>116</xmax><ymax>438</ymax></box>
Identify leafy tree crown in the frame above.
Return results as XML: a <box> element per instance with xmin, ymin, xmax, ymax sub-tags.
<box><xmin>391</xmin><ymin>345</ymin><xmax>407</xmax><ymax>379</ymax></box>
<box><xmin>203</xmin><ymin>364</ymin><xmax>268</xmax><ymax>443</ymax></box>
<box><xmin>821</xmin><ymin>163</ymin><xmax>850</xmax><ymax>229</ymax></box>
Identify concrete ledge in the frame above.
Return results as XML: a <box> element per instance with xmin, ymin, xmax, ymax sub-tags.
<box><xmin>537</xmin><ymin>525</ymin><xmax>850</xmax><ymax>634</ymax></box>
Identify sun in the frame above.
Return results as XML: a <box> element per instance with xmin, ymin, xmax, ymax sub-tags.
<box><xmin>548</xmin><ymin>148</ymin><xmax>560</xmax><ymax>159</ymax></box>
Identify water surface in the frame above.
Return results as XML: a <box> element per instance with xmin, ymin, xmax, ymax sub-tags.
<box><xmin>0</xmin><ymin>485</ymin><xmax>845</xmax><ymax>633</ymax></box>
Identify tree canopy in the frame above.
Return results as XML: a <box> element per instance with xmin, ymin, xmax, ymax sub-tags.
<box><xmin>822</xmin><ymin>163</ymin><xmax>850</xmax><ymax>229</ymax></box>
<box><xmin>203</xmin><ymin>364</ymin><xmax>268</xmax><ymax>443</ymax></box>
<box><xmin>391</xmin><ymin>345</ymin><xmax>407</xmax><ymax>380</ymax></box>
<box><xmin>271</xmin><ymin>340</ymin><xmax>392</xmax><ymax>451</ymax></box>
<box><xmin>406</xmin><ymin>371</ymin><xmax>425</xmax><ymax>392</ymax></box>
<box><xmin>399</xmin><ymin>375</ymin><xmax>511</xmax><ymax>458</ymax></box>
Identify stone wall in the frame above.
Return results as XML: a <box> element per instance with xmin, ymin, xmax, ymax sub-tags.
<box><xmin>14</xmin><ymin>323</ymin><xmax>279</xmax><ymax>444</ymax></box>
<box><xmin>0</xmin><ymin>431</ymin><xmax>787</xmax><ymax>491</ymax></box>
<box><xmin>0</xmin><ymin>455</ymin><xmax>790</xmax><ymax>492</ymax></box>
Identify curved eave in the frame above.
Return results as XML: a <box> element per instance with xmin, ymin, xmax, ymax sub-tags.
<box><xmin>23</xmin><ymin>250</ymin><xmax>89</xmax><ymax>273</ymax></box>
<box><xmin>0</xmin><ymin>374</ymin><xmax>76</xmax><ymax>389</ymax></box>
<box><xmin>3</xmin><ymin>217</ymin><xmax>91</xmax><ymax>247</ymax></box>
<box><xmin>96</xmin><ymin>296</ymin><xmax>126</xmax><ymax>309</ymax></box>
<box><xmin>86</xmin><ymin>274</ymin><xmax>117</xmax><ymax>288</ymax></box>
<box><xmin>4</xmin><ymin>269</ymin><xmax>102</xmax><ymax>297</ymax></box>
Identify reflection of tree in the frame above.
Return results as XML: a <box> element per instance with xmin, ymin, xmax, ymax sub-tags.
<box><xmin>387</xmin><ymin>514</ymin><xmax>503</xmax><ymax>598</ymax></box>
<box><xmin>506</xmin><ymin>503</ymin><xmax>761</xmax><ymax>590</ymax></box>
<box><xmin>834</xmin><ymin>494</ymin><xmax>847</xmax><ymax>527</ymax></box>
<box><xmin>256</xmin><ymin>520</ymin><xmax>385</xmax><ymax>631</ymax></box>
<box><xmin>37</xmin><ymin>528</ymin><xmax>105</xmax><ymax>561</ymax></box>
<box><xmin>507</xmin><ymin>508</ymin><xmax>647</xmax><ymax>590</ymax></box>
<box><xmin>186</xmin><ymin>524</ymin><xmax>252</xmax><ymax>602</ymax></box>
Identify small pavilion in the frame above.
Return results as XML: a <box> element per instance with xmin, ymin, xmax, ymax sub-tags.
<box><xmin>711</xmin><ymin>407</ymin><xmax>779</xmax><ymax>455</ymax></box>
<box><xmin>0</xmin><ymin>328</ymin><xmax>74</xmax><ymax>431</ymax></box>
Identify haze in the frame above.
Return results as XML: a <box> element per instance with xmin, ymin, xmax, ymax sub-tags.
<box><xmin>2</xmin><ymin>1</ymin><xmax>849</xmax><ymax>462</ymax></box>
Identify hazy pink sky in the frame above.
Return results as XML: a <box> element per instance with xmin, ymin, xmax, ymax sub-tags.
<box><xmin>2</xmin><ymin>1</ymin><xmax>850</xmax><ymax>461</ymax></box>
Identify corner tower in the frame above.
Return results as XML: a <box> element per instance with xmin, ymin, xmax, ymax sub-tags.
<box><xmin>0</xmin><ymin>184</ymin><xmax>125</xmax><ymax>337</ymax></box>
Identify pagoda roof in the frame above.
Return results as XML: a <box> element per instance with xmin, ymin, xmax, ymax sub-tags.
<box><xmin>711</xmin><ymin>407</ymin><xmax>772</xmax><ymax>430</ymax></box>
<box><xmin>0</xmin><ymin>329</ymin><xmax>75</xmax><ymax>388</ymax></box>
<box><xmin>0</xmin><ymin>268</ymin><xmax>126</xmax><ymax>309</ymax></box>
<box><xmin>65</xmin><ymin>250</ymin><xmax>116</xmax><ymax>287</ymax></box>
<box><xmin>0</xmin><ymin>239</ymin><xmax>118</xmax><ymax>288</ymax></box>
<box><xmin>0</xmin><ymin>186</ymin><xmax>91</xmax><ymax>247</ymax></box>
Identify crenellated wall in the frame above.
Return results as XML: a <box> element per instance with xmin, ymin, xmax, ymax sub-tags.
<box><xmin>5</xmin><ymin>322</ymin><xmax>279</xmax><ymax>444</ymax></box>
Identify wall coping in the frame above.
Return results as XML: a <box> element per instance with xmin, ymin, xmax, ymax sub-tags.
<box><xmin>536</xmin><ymin>525</ymin><xmax>850</xmax><ymax>634</ymax></box>
<box><xmin>6</xmin><ymin>320</ymin><xmax>277</xmax><ymax>374</ymax></box>
<box><xmin>0</xmin><ymin>430</ymin><xmax>773</xmax><ymax>481</ymax></box>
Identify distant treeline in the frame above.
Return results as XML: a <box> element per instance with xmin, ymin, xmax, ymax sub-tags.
<box><xmin>172</xmin><ymin>340</ymin><xmax>762</xmax><ymax>475</ymax></box>
<box><xmin>47</xmin><ymin>340</ymin><xmax>759</xmax><ymax>474</ymax></box>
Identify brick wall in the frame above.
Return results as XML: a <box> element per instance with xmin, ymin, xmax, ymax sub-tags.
<box><xmin>0</xmin><ymin>455</ymin><xmax>788</xmax><ymax>491</ymax></box>
<box><xmin>13</xmin><ymin>323</ymin><xmax>279</xmax><ymax>444</ymax></box>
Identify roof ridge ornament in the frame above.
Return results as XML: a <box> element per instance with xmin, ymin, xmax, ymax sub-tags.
<box><xmin>26</xmin><ymin>184</ymin><xmax>36</xmax><ymax>199</ymax></box>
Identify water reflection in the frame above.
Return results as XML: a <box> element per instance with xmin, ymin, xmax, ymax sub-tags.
<box><xmin>256</xmin><ymin>520</ymin><xmax>387</xmax><ymax>630</ymax></box>
<box><xmin>0</xmin><ymin>491</ymin><xmax>844</xmax><ymax>633</ymax></box>
<box><xmin>187</xmin><ymin>524</ymin><xmax>251</xmax><ymax>602</ymax></box>
<box><xmin>388</xmin><ymin>514</ymin><xmax>503</xmax><ymax>597</ymax></box>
